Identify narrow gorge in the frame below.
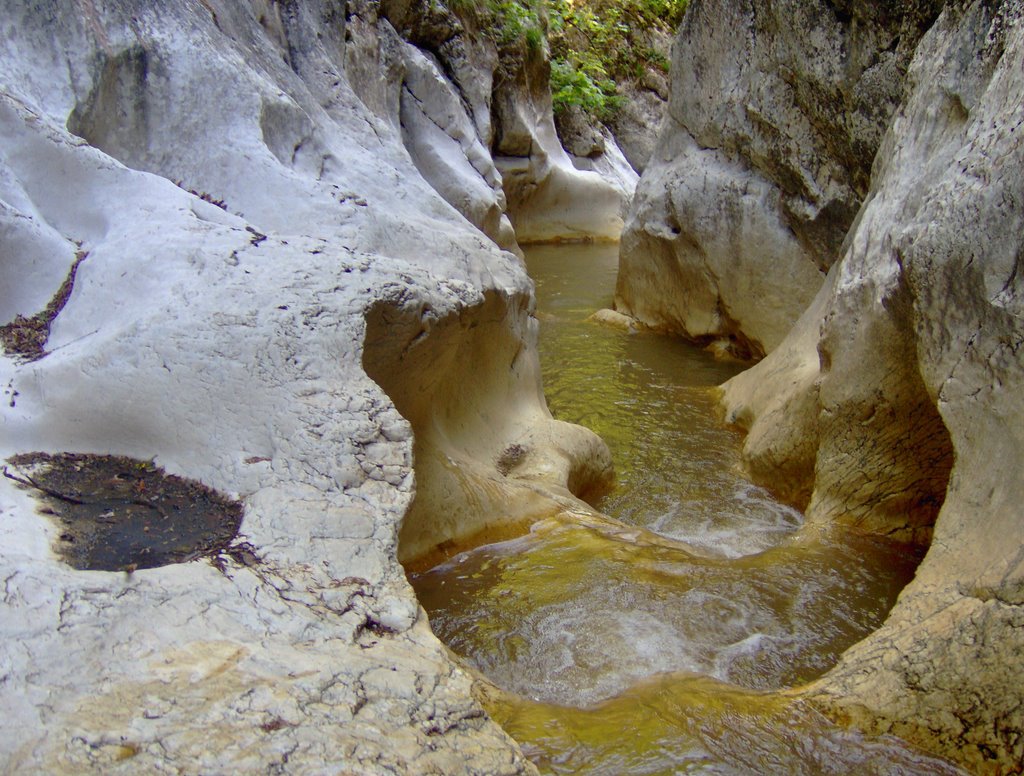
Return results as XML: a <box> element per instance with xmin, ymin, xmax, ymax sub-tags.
<box><xmin>0</xmin><ymin>1</ymin><xmax>1020</xmax><ymax>775</ymax></box>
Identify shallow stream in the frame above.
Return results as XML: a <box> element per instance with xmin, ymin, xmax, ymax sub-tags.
<box><xmin>410</xmin><ymin>243</ymin><xmax>962</xmax><ymax>774</ymax></box>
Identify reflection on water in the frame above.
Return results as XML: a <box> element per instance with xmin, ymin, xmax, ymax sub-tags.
<box><xmin>527</xmin><ymin>243</ymin><xmax>799</xmax><ymax>558</ymax></box>
<box><xmin>409</xmin><ymin>243</ymin><xmax>960</xmax><ymax>773</ymax></box>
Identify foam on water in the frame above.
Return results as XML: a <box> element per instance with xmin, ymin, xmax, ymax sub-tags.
<box><xmin>413</xmin><ymin>517</ymin><xmax>921</xmax><ymax>705</ymax></box>
<box><xmin>409</xmin><ymin>243</ymin><xmax>955</xmax><ymax>773</ymax></box>
<box><xmin>523</xmin><ymin>246</ymin><xmax>804</xmax><ymax>559</ymax></box>
<box><xmin>648</xmin><ymin>480</ymin><xmax>804</xmax><ymax>559</ymax></box>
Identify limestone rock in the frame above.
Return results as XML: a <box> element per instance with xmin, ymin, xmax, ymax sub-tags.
<box><xmin>553</xmin><ymin>104</ymin><xmax>607</xmax><ymax>160</ymax></box>
<box><xmin>348</xmin><ymin>0</ymin><xmax>635</xmax><ymax>247</ymax></box>
<box><xmin>0</xmin><ymin>0</ymin><xmax>613</xmax><ymax>771</ymax></box>
<box><xmin>492</xmin><ymin>41</ymin><xmax>637</xmax><ymax>243</ymax></box>
<box><xmin>723</xmin><ymin>2</ymin><xmax>1024</xmax><ymax>770</ymax></box>
<box><xmin>550</xmin><ymin>14</ymin><xmax>673</xmax><ymax>175</ymax></box>
<box><xmin>605</xmin><ymin>76</ymin><xmax>668</xmax><ymax>174</ymax></box>
<box><xmin>342</xmin><ymin>0</ymin><xmax>521</xmax><ymax>254</ymax></box>
<box><xmin>554</xmin><ymin>79</ymin><xmax>666</xmax><ymax>181</ymax></box>
<box><xmin>496</xmin><ymin>142</ymin><xmax>637</xmax><ymax>242</ymax></box>
<box><xmin>362</xmin><ymin>288</ymin><xmax>613</xmax><ymax>564</ymax></box>
<box><xmin>617</xmin><ymin>0</ymin><xmax>942</xmax><ymax>355</ymax></box>
<box><xmin>381</xmin><ymin>0</ymin><xmax>498</xmax><ymax>144</ymax></box>
<box><xmin>399</xmin><ymin>41</ymin><xmax>519</xmax><ymax>253</ymax></box>
<box><xmin>588</xmin><ymin>308</ymin><xmax>639</xmax><ymax>332</ymax></box>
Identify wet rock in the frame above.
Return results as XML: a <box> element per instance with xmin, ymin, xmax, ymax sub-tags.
<box><xmin>587</xmin><ymin>308</ymin><xmax>638</xmax><ymax>333</ymax></box>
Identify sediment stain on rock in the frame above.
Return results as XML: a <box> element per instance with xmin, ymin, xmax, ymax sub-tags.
<box><xmin>0</xmin><ymin>250</ymin><xmax>88</xmax><ymax>362</ymax></box>
<box><xmin>4</xmin><ymin>452</ymin><xmax>245</xmax><ymax>572</ymax></box>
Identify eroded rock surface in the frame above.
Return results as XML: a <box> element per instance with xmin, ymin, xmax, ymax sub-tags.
<box><xmin>0</xmin><ymin>1</ymin><xmax>611</xmax><ymax>771</ymax></box>
<box><xmin>617</xmin><ymin>0</ymin><xmax>942</xmax><ymax>356</ymax></box>
<box><xmin>722</xmin><ymin>2</ymin><xmax>1024</xmax><ymax>770</ymax></box>
<box><xmin>346</xmin><ymin>0</ymin><xmax>520</xmax><ymax>253</ymax></box>
<box><xmin>351</xmin><ymin>0</ymin><xmax>636</xmax><ymax>247</ymax></box>
<box><xmin>492</xmin><ymin>49</ymin><xmax>638</xmax><ymax>243</ymax></box>
<box><xmin>363</xmin><ymin>289</ymin><xmax>612</xmax><ymax>564</ymax></box>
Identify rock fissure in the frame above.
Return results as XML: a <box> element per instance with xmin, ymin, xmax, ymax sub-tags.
<box><xmin>0</xmin><ymin>249</ymin><xmax>88</xmax><ymax>362</ymax></box>
<box><xmin>400</xmin><ymin>83</ymin><xmax>497</xmax><ymax>193</ymax></box>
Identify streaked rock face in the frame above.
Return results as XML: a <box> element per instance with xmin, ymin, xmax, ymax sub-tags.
<box><xmin>722</xmin><ymin>2</ymin><xmax>1024</xmax><ymax>770</ymax></box>
<box><xmin>0</xmin><ymin>1</ymin><xmax>612</xmax><ymax>772</ymax></box>
<box><xmin>617</xmin><ymin>0</ymin><xmax>942</xmax><ymax>356</ymax></box>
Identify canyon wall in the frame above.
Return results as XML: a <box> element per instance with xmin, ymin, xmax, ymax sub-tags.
<box><xmin>551</xmin><ymin>15</ymin><xmax>673</xmax><ymax>177</ymax></box>
<box><xmin>376</xmin><ymin>0</ymin><xmax>637</xmax><ymax>244</ymax></box>
<box><xmin>714</xmin><ymin>1</ymin><xmax>1023</xmax><ymax>771</ymax></box>
<box><xmin>345</xmin><ymin>0</ymin><xmax>636</xmax><ymax>248</ymax></box>
<box><xmin>617</xmin><ymin>0</ymin><xmax>943</xmax><ymax>356</ymax></box>
<box><xmin>490</xmin><ymin>58</ymin><xmax>638</xmax><ymax>243</ymax></box>
<box><xmin>0</xmin><ymin>0</ymin><xmax>613</xmax><ymax>771</ymax></box>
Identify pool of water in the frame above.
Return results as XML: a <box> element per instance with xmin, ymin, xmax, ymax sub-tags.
<box><xmin>409</xmin><ymin>242</ymin><xmax>960</xmax><ymax>774</ymax></box>
<box><xmin>526</xmin><ymin>243</ymin><xmax>799</xmax><ymax>559</ymax></box>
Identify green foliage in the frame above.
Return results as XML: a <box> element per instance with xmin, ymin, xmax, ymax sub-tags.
<box><xmin>446</xmin><ymin>0</ymin><xmax>481</xmax><ymax>13</ymax></box>
<box><xmin>484</xmin><ymin>0</ymin><xmax>545</xmax><ymax>48</ymax></box>
<box><xmin>645</xmin><ymin>47</ymin><xmax>671</xmax><ymax>74</ymax></box>
<box><xmin>547</xmin><ymin>0</ymin><xmax>688</xmax><ymax>119</ymax></box>
<box><xmin>525</xmin><ymin>24</ymin><xmax>544</xmax><ymax>51</ymax></box>
<box><xmin>448</xmin><ymin>0</ymin><xmax>689</xmax><ymax>120</ymax></box>
<box><xmin>549</xmin><ymin>56</ymin><xmax>620</xmax><ymax>119</ymax></box>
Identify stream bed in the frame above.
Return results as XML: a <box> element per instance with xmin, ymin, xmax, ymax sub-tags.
<box><xmin>410</xmin><ymin>243</ymin><xmax>963</xmax><ymax>774</ymax></box>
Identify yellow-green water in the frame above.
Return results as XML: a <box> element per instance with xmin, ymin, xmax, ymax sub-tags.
<box><xmin>410</xmin><ymin>243</ymin><xmax>962</xmax><ymax>774</ymax></box>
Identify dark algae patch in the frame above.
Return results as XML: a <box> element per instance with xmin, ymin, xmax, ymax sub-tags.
<box><xmin>0</xmin><ymin>249</ymin><xmax>88</xmax><ymax>361</ymax></box>
<box><xmin>3</xmin><ymin>452</ymin><xmax>244</xmax><ymax>571</ymax></box>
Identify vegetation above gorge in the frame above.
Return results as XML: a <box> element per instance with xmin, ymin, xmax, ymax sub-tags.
<box><xmin>453</xmin><ymin>0</ymin><xmax>688</xmax><ymax>120</ymax></box>
<box><xmin>548</xmin><ymin>0</ymin><xmax>687</xmax><ymax>119</ymax></box>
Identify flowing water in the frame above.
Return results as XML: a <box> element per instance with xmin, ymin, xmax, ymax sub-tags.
<box><xmin>409</xmin><ymin>243</ymin><xmax>962</xmax><ymax>774</ymax></box>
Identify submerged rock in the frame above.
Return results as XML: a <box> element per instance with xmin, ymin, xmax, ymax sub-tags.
<box><xmin>587</xmin><ymin>308</ymin><xmax>639</xmax><ymax>332</ymax></box>
<box><xmin>722</xmin><ymin>2</ymin><xmax>1024</xmax><ymax>770</ymax></box>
